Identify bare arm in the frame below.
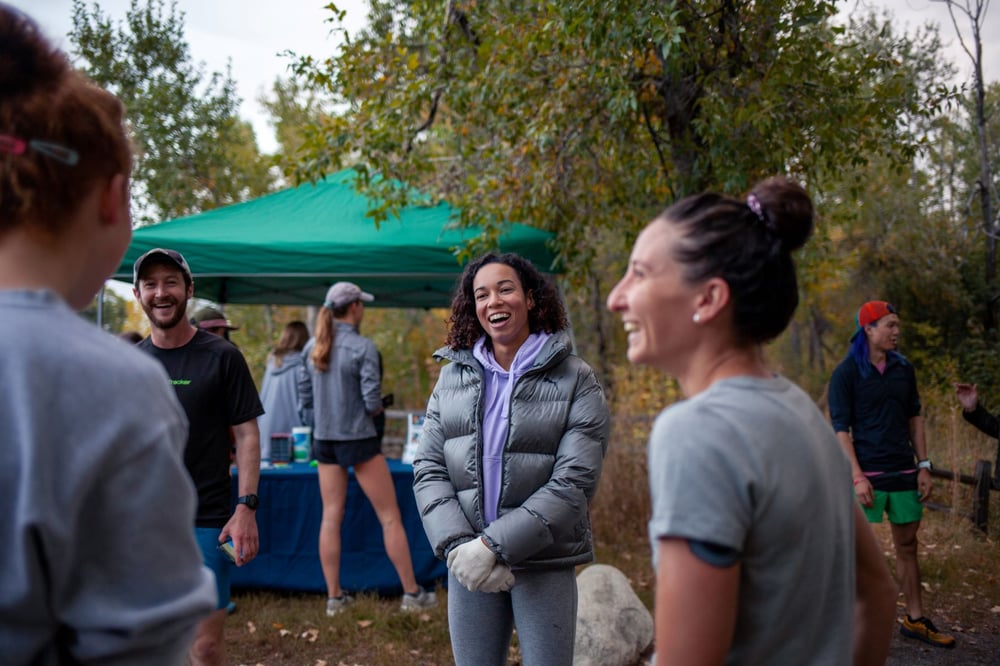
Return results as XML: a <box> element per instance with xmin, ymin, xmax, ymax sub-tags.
<box><xmin>909</xmin><ymin>415</ymin><xmax>932</xmax><ymax>501</ymax></box>
<box><xmin>654</xmin><ymin>538</ymin><xmax>739</xmax><ymax>666</ymax></box>
<box><xmin>852</xmin><ymin>504</ymin><xmax>896</xmax><ymax>666</ymax></box>
<box><xmin>909</xmin><ymin>415</ymin><xmax>928</xmax><ymax>461</ymax></box>
<box><xmin>837</xmin><ymin>431</ymin><xmax>873</xmax><ymax>508</ymax></box>
<box><xmin>222</xmin><ymin>418</ymin><xmax>260</xmax><ymax>566</ymax></box>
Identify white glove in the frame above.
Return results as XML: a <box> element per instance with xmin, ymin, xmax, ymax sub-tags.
<box><xmin>478</xmin><ymin>562</ymin><xmax>515</xmax><ymax>593</ymax></box>
<box><xmin>448</xmin><ymin>538</ymin><xmax>498</xmax><ymax>592</ymax></box>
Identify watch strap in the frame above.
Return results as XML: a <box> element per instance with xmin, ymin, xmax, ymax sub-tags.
<box><xmin>236</xmin><ymin>494</ymin><xmax>259</xmax><ymax>509</ymax></box>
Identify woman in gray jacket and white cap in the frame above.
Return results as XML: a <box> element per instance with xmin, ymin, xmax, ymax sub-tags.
<box><xmin>300</xmin><ymin>282</ymin><xmax>437</xmax><ymax>615</ymax></box>
<box><xmin>413</xmin><ymin>252</ymin><xmax>609</xmax><ymax>666</ymax></box>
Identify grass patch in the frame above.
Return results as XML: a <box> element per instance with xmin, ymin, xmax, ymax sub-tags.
<box><xmin>226</xmin><ymin>587</ymin><xmax>454</xmax><ymax>665</ymax></box>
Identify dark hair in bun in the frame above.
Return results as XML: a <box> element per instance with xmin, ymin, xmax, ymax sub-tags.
<box><xmin>0</xmin><ymin>4</ymin><xmax>131</xmax><ymax>235</ymax></box>
<box><xmin>657</xmin><ymin>176</ymin><xmax>814</xmax><ymax>345</ymax></box>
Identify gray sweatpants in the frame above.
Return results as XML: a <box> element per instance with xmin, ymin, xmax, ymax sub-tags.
<box><xmin>447</xmin><ymin>566</ymin><xmax>578</xmax><ymax>666</ymax></box>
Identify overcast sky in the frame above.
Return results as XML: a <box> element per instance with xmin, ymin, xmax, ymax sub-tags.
<box><xmin>14</xmin><ymin>0</ymin><xmax>999</xmax><ymax>156</ymax></box>
<box><xmin>19</xmin><ymin>0</ymin><xmax>369</xmax><ymax>153</ymax></box>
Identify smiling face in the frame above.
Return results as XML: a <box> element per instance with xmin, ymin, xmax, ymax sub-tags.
<box><xmin>606</xmin><ymin>219</ymin><xmax>702</xmax><ymax>373</ymax></box>
<box><xmin>473</xmin><ymin>261</ymin><xmax>534</xmax><ymax>352</ymax></box>
<box><xmin>134</xmin><ymin>261</ymin><xmax>193</xmax><ymax>331</ymax></box>
<box><xmin>865</xmin><ymin>313</ymin><xmax>900</xmax><ymax>354</ymax></box>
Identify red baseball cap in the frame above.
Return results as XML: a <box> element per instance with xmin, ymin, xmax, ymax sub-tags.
<box><xmin>852</xmin><ymin>300</ymin><xmax>897</xmax><ymax>340</ymax></box>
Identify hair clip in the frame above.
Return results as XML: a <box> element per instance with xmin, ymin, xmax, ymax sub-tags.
<box><xmin>746</xmin><ymin>193</ymin><xmax>766</xmax><ymax>224</ymax></box>
<box><xmin>0</xmin><ymin>134</ymin><xmax>79</xmax><ymax>166</ymax></box>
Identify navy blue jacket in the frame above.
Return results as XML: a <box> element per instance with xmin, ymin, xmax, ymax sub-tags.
<box><xmin>829</xmin><ymin>352</ymin><xmax>921</xmax><ymax>477</ymax></box>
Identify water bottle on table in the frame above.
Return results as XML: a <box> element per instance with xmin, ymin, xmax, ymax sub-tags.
<box><xmin>291</xmin><ymin>426</ymin><xmax>312</xmax><ymax>463</ymax></box>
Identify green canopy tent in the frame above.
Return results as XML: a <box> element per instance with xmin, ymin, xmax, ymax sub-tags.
<box><xmin>110</xmin><ymin>169</ymin><xmax>556</xmax><ymax>308</ymax></box>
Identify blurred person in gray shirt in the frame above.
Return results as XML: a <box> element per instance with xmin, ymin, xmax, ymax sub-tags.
<box><xmin>0</xmin><ymin>5</ymin><xmax>215</xmax><ymax>664</ymax></box>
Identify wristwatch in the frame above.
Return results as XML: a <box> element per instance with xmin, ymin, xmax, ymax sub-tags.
<box><xmin>917</xmin><ymin>459</ymin><xmax>933</xmax><ymax>471</ymax></box>
<box><xmin>236</xmin><ymin>494</ymin><xmax>260</xmax><ymax>510</ymax></box>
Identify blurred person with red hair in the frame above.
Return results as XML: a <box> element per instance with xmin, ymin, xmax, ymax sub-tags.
<box><xmin>0</xmin><ymin>4</ymin><xmax>215</xmax><ymax>663</ymax></box>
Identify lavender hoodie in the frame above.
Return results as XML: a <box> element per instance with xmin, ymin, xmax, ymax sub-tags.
<box><xmin>473</xmin><ymin>332</ymin><xmax>551</xmax><ymax>524</ymax></box>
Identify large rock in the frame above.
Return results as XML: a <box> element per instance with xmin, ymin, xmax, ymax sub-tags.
<box><xmin>574</xmin><ymin>564</ymin><xmax>653</xmax><ymax>666</ymax></box>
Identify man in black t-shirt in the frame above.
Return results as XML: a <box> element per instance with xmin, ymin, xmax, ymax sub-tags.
<box><xmin>133</xmin><ymin>248</ymin><xmax>263</xmax><ymax>666</ymax></box>
<box><xmin>829</xmin><ymin>301</ymin><xmax>954</xmax><ymax>650</ymax></box>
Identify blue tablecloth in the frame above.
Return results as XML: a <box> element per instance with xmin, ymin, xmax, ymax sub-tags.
<box><xmin>230</xmin><ymin>459</ymin><xmax>446</xmax><ymax>595</ymax></box>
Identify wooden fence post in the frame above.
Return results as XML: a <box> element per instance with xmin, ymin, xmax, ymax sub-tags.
<box><xmin>928</xmin><ymin>460</ymin><xmax>995</xmax><ymax>535</ymax></box>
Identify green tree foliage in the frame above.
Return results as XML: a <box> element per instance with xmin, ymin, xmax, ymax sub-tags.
<box><xmin>290</xmin><ymin>1</ymin><xmax>953</xmax><ymax>274</ymax></box>
<box><xmin>939</xmin><ymin>83</ymin><xmax>1000</xmax><ymax>337</ymax></box>
<box><xmin>286</xmin><ymin>0</ymin><xmax>959</xmax><ymax>398</ymax></box>
<box><xmin>920</xmin><ymin>83</ymin><xmax>1000</xmax><ymax>389</ymax></box>
<box><xmin>365</xmin><ymin>308</ymin><xmax>451</xmax><ymax>411</ymax></box>
<box><xmin>933</xmin><ymin>0</ymin><xmax>998</xmax><ymax>333</ymax></box>
<box><xmin>81</xmin><ymin>289</ymin><xmax>132</xmax><ymax>334</ymax></box>
<box><xmin>70</xmin><ymin>0</ymin><xmax>273</xmax><ymax>223</ymax></box>
<box><xmin>258</xmin><ymin>77</ymin><xmax>331</xmax><ymax>175</ymax></box>
<box><xmin>773</xmin><ymin>82</ymin><xmax>997</xmax><ymax>400</ymax></box>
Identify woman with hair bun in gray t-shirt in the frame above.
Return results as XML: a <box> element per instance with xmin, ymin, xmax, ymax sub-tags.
<box><xmin>607</xmin><ymin>177</ymin><xmax>897</xmax><ymax>665</ymax></box>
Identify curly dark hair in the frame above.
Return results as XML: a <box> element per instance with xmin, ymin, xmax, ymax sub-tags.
<box><xmin>445</xmin><ymin>252</ymin><xmax>568</xmax><ymax>350</ymax></box>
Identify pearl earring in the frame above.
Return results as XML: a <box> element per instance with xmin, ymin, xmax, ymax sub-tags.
<box><xmin>693</xmin><ymin>313</ymin><xmax>701</xmax><ymax>323</ymax></box>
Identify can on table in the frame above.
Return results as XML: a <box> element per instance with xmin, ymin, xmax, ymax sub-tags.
<box><xmin>269</xmin><ymin>433</ymin><xmax>292</xmax><ymax>464</ymax></box>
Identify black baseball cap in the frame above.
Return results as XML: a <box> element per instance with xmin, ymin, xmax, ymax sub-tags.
<box><xmin>133</xmin><ymin>248</ymin><xmax>193</xmax><ymax>287</ymax></box>
<box><xmin>191</xmin><ymin>306</ymin><xmax>238</xmax><ymax>331</ymax></box>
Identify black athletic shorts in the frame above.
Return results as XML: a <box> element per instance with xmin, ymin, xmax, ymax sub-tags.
<box><xmin>313</xmin><ymin>436</ymin><xmax>380</xmax><ymax>467</ymax></box>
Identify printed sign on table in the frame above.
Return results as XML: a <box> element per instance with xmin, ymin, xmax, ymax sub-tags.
<box><xmin>402</xmin><ymin>413</ymin><xmax>424</xmax><ymax>464</ymax></box>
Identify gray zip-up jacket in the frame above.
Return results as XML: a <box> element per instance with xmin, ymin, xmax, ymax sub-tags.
<box><xmin>258</xmin><ymin>351</ymin><xmax>305</xmax><ymax>442</ymax></box>
<box><xmin>413</xmin><ymin>332</ymin><xmax>609</xmax><ymax>569</ymax></box>
<box><xmin>298</xmin><ymin>322</ymin><xmax>381</xmax><ymax>440</ymax></box>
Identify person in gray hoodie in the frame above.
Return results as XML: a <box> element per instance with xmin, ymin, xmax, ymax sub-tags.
<box><xmin>413</xmin><ymin>252</ymin><xmax>609</xmax><ymax>666</ymax></box>
<box><xmin>257</xmin><ymin>320</ymin><xmax>310</xmax><ymax>460</ymax></box>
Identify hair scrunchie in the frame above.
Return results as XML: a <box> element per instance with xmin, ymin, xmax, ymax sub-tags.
<box><xmin>746</xmin><ymin>193</ymin><xmax>766</xmax><ymax>224</ymax></box>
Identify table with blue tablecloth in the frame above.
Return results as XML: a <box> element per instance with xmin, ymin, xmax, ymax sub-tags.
<box><xmin>230</xmin><ymin>459</ymin><xmax>446</xmax><ymax>595</ymax></box>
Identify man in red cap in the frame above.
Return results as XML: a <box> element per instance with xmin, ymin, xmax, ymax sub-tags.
<box><xmin>829</xmin><ymin>301</ymin><xmax>955</xmax><ymax>649</ymax></box>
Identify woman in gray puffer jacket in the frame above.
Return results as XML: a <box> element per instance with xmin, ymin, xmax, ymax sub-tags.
<box><xmin>413</xmin><ymin>252</ymin><xmax>609</xmax><ymax>666</ymax></box>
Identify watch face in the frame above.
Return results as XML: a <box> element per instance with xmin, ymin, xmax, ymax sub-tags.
<box><xmin>240</xmin><ymin>494</ymin><xmax>259</xmax><ymax>510</ymax></box>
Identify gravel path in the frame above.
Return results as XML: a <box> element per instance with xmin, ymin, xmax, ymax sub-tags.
<box><xmin>886</xmin><ymin>623</ymin><xmax>1000</xmax><ymax>665</ymax></box>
